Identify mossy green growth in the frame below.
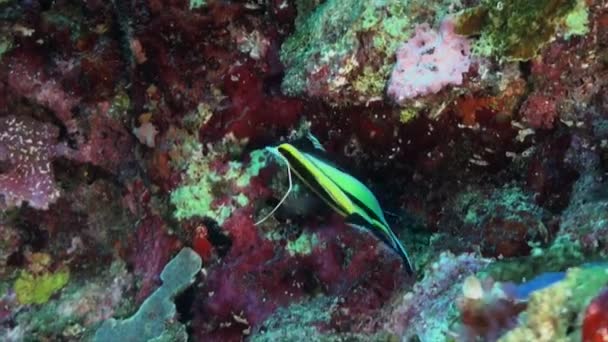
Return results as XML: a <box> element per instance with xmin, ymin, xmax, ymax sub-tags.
<box><xmin>170</xmin><ymin>149</ymin><xmax>268</xmax><ymax>225</ymax></box>
<box><xmin>399</xmin><ymin>107</ymin><xmax>419</xmax><ymax>124</ymax></box>
<box><xmin>280</xmin><ymin>0</ymin><xmax>412</xmax><ymax>102</ymax></box>
<box><xmin>286</xmin><ymin>232</ymin><xmax>319</xmax><ymax>256</ymax></box>
<box><xmin>189</xmin><ymin>0</ymin><xmax>206</xmax><ymax>9</ymax></box>
<box><xmin>107</xmin><ymin>89</ymin><xmax>131</xmax><ymax>121</ymax></box>
<box><xmin>459</xmin><ymin>186</ymin><xmax>544</xmax><ymax>226</ymax></box>
<box><xmin>14</xmin><ymin>268</ymin><xmax>70</xmax><ymax>305</ymax></box>
<box><xmin>456</xmin><ymin>0</ymin><xmax>577</xmax><ymax>60</ymax></box>
<box><xmin>564</xmin><ymin>0</ymin><xmax>589</xmax><ymax>39</ymax></box>
<box><xmin>499</xmin><ymin>266</ymin><xmax>608</xmax><ymax>341</ymax></box>
<box><xmin>280</xmin><ymin>0</ymin><xmax>365</xmax><ymax>96</ymax></box>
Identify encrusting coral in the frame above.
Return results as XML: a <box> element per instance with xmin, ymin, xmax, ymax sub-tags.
<box><xmin>0</xmin><ymin>0</ymin><xmax>607</xmax><ymax>340</ymax></box>
<box><xmin>94</xmin><ymin>248</ymin><xmax>202</xmax><ymax>342</ymax></box>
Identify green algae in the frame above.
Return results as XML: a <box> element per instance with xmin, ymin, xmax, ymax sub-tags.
<box><xmin>14</xmin><ymin>268</ymin><xmax>70</xmax><ymax>305</ymax></box>
<box><xmin>457</xmin><ymin>186</ymin><xmax>544</xmax><ymax>227</ymax></box>
<box><xmin>564</xmin><ymin>0</ymin><xmax>589</xmax><ymax>39</ymax></box>
<box><xmin>456</xmin><ymin>0</ymin><xmax>578</xmax><ymax>60</ymax></box>
<box><xmin>189</xmin><ymin>0</ymin><xmax>206</xmax><ymax>9</ymax></box>
<box><xmin>5</xmin><ymin>260</ymin><xmax>133</xmax><ymax>341</ymax></box>
<box><xmin>170</xmin><ymin>149</ymin><xmax>268</xmax><ymax>224</ymax></box>
<box><xmin>251</xmin><ymin>296</ymin><xmax>390</xmax><ymax>341</ymax></box>
<box><xmin>0</xmin><ymin>35</ymin><xmax>11</xmax><ymax>61</ymax></box>
<box><xmin>399</xmin><ymin>107</ymin><xmax>419</xmax><ymax>124</ymax></box>
<box><xmin>280</xmin><ymin>0</ymin><xmax>366</xmax><ymax>96</ymax></box>
<box><xmin>107</xmin><ymin>90</ymin><xmax>131</xmax><ymax>121</ymax></box>
<box><xmin>481</xmin><ymin>236</ymin><xmax>588</xmax><ymax>282</ymax></box>
<box><xmin>286</xmin><ymin>232</ymin><xmax>319</xmax><ymax>256</ymax></box>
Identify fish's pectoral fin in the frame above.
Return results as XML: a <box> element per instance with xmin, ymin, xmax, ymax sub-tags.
<box><xmin>346</xmin><ymin>213</ymin><xmax>393</xmax><ymax>248</ymax></box>
<box><xmin>345</xmin><ymin>212</ymin><xmax>372</xmax><ymax>231</ymax></box>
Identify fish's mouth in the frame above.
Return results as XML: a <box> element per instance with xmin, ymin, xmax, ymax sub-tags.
<box><xmin>264</xmin><ymin>146</ymin><xmax>281</xmax><ymax>159</ymax></box>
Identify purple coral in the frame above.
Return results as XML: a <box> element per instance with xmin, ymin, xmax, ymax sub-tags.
<box><xmin>6</xmin><ymin>51</ymin><xmax>80</xmax><ymax>131</ymax></box>
<box><xmin>387</xmin><ymin>17</ymin><xmax>471</xmax><ymax>104</ymax></box>
<box><xmin>380</xmin><ymin>252</ymin><xmax>489</xmax><ymax>340</ymax></box>
<box><xmin>0</xmin><ymin>116</ymin><xmax>65</xmax><ymax>209</ymax></box>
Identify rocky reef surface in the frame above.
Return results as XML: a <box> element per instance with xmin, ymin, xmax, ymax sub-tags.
<box><xmin>0</xmin><ymin>0</ymin><xmax>607</xmax><ymax>341</ymax></box>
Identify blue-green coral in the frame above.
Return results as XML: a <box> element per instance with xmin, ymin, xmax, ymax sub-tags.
<box><xmin>94</xmin><ymin>248</ymin><xmax>202</xmax><ymax>342</ymax></box>
<box><xmin>170</xmin><ymin>149</ymin><xmax>268</xmax><ymax>225</ymax></box>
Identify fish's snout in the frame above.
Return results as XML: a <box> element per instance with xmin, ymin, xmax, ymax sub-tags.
<box><xmin>264</xmin><ymin>146</ymin><xmax>281</xmax><ymax>158</ymax></box>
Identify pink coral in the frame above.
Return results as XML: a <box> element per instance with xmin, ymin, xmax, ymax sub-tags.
<box><xmin>387</xmin><ymin>18</ymin><xmax>471</xmax><ymax>104</ymax></box>
<box><xmin>0</xmin><ymin>116</ymin><xmax>65</xmax><ymax>209</ymax></box>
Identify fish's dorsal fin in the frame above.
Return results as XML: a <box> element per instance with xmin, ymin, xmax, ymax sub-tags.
<box><xmin>291</xmin><ymin>132</ymin><xmax>326</xmax><ymax>153</ymax></box>
<box><xmin>306</xmin><ymin>132</ymin><xmax>326</xmax><ymax>151</ymax></box>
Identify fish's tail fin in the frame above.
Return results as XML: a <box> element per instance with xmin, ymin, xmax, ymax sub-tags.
<box><xmin>382</xmin><ymin>224</ymin><xmax>415</xmax><ymax>277</ymax></box>
<box><xmin>346</xmin><ymin>214</ymin><xmax>415</xmax><ymax>277</ymax></box>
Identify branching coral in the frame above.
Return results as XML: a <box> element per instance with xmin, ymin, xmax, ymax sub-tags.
<box><xmin>94</xmin><ymin>248</ymin><xmax>202</xmax><ymax>342</ymax></box>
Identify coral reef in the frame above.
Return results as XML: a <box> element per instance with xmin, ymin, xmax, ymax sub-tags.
<box><xmin>499</xmin><ymin>266</ymin><xmax>608</xmax><ymax>341</ymax></box>
<box><xmin>382</xmin><ymin>252</ymin><xmax>490</xmax><ymax>341</ymax></box>
<box><xmin>280</xmin><ymin>0</ymin><xmax>465</xmax><ymax>105</ymax></box>
<box><xmin>387</xmin><ymin>17</ymin><xmax>471</xmax><ymax>104</ymax></box>
<box><xmin>455</xmin><ymin>0</ymin><xmax>581</xmax><ymax>60</ymax></box>
<box><xmin>455</xmin><ymin>275</ymin><xmax>526</xmax><ymax>341</ymax></box>
<box><xmin>434</xmin><ymin>186</ymin><xmax>550</xmax><ymax>258</ymax></box>
<box><xmin>14</xmin><ymin>267</ymin><xmax>69</xmax><ymax>305</ymax></box>
<box><xmin>0</xmin><ymin>0</ymin><xmax>607</xmax><ymax>341</ymax></box>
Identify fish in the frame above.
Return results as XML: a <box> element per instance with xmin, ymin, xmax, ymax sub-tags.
<box><xmin>256</xmin><ymin>133</ymin><xmax>415</xmax><ymax>276</ymax></box>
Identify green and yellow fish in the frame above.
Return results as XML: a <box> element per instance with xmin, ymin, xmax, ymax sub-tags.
<box><xmin>257</xmin><ymin>133</ymin><xmax>415</xmax><ymax>276</ymax></box>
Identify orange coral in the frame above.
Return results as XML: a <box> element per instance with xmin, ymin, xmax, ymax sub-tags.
<box><xmin>454</xmin><ymin>96</ymin><xmax>494</xmax><ymax>126</ymax></box>
<box><xmin>454</xmin><ymin>79</ymin><xmax>526</xmax><ymax>126</ymax></box>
